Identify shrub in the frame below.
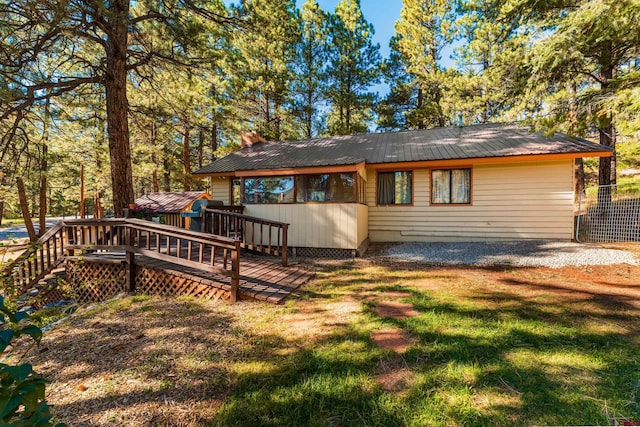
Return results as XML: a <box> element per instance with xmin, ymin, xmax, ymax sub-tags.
<box><xmin>0</xmin><ymin>296</ymin><xmax>63</xmax><ymax>426</ymax></box>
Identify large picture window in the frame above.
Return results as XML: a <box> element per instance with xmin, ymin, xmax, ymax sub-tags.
<box><xmin>377</xmin><ymin>171</ymin><xmax>412</xmax><ymax>205</ymax></box>
<box><xmin>296</xmin><ymin>173</ymin><xmax>355</xmax><ymax>203</ymax></box>
<box><xmin>231</xmin><ymin>178</ymin><xmax>242</xmax><ymax>205</ymax></box>
<box><xmin>243</xmin><ymin>176</ymin><xmax>294</xmax><ymax>204</ymax></box>
<box><xmin>233</xmin><ymin>172</ymin><xmax>362</xmax><ymax>204</ymax></box>
<box><xmin>431</xmin><ymin>168</ymin><xmax>471</xmax><ymax>204</ymax></box>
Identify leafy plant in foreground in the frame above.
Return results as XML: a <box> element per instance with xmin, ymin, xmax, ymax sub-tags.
<box><xmin>0</xmin><ymin>296</ymin><xmax>63</xmax><ymax>426</ymax></box>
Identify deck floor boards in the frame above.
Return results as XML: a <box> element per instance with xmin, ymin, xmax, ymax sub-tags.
<box><xmin>135</xmin><ymin>253</ymin><xmax>314</xmax><ymax>304</ymax></box>
<box><xmin>83</xmin><ymin>235</ymin><xmax>314</xmax><ymax>303</ymax></box>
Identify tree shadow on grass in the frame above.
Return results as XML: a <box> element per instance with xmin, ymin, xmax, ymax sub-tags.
<box><xmin>25</xmin><ymin>260</ymin><xmax>640</xmax><ymax>426</ymax></box>
<box><xmin>359</xmin><ymin>263</ymin><xmax>640</xmax><ymax>426</ymax></box>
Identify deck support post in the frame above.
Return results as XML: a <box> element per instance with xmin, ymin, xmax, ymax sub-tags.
<box><xmin>125</xmin><ymin>226</ymin><xmax>136</xmax><ymax>292</ymax></box>
<box><xmin>230</xmin><ymin>240</ymin><xmax>240</xmax><ymax>303</ymax></box>
<box><xmin>282</xmin><ymin>224</ymin><xmax>288</xmax><ymax>267</ymax></box>
<box><xmin>125</xmin><ymin>250</ymin><xmax>136</xmax><ymax>293</ymax></box>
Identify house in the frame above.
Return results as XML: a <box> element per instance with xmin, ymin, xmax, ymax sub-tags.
<box><xmin>134</xmin><ymin>191</ymin><xmax>212</xmax><ymax>229</ymax></box>
<box><xmin>193</xmin><ymin>123</ymin><xmax>612</xmax><ymax>256</ymax></box>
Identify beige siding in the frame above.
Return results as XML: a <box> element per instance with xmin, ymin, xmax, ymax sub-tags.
<box><xmin>210</xmin><ymin>177</ymin><xmax>230</xmax><ymax>205</ymax></box>
<box><xmin>357</xmin><ymin>204</ymin><xmax>369</xmax><ymax>247</ymax></box>
<box><xmin>244</xmin><ymin>204</ymin><xmax>364</xmax><ymax>249</ymax></box>
<box><xmin>367</xmin><ymin>160</ymin><xmax>575</xmax><ymax>242</ymax></box>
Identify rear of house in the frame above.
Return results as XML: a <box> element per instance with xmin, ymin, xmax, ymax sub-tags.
<box><xmin>195</xmin><ymin>123</ymin><xmax>612</xmax><ymax>255</ymax></box>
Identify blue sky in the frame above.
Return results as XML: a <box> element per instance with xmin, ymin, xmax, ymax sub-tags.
<box><xmin>305</xmin><ymin>0</ymin><xmax>457</xmax><ymax>66</ymax></box>
<box><xmin>306</xmin><ymin>0</ymin><xmax>401</xmax><ymax>58</ymax></box>
<box><xmin>225</xmin><ymin>0</ymin><xmax>458</xmax><ymax>96</ymax></box>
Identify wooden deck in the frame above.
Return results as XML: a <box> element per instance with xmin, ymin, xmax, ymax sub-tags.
<box><xmin>83</xmin><ymin>252</ymin><xmax>315</xmax><ymax>304</ymax></box>
<box><xmin>6</xmin><ymin>218</ymin><xmax>312</xmax><ymax>305</ymax></box>
<box><xmin>137</xmin><ymin>253</ymin><xmax>314</xmax><ymax>304</ymax></box>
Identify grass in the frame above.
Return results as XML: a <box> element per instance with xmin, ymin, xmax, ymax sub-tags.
<box><xmin>0</xmin><ymin>218</ymin><xmax>25</xmax><ymax>229</ymax></box>
<box><xmin>13</xmin><ymin>259</ymin><xmax>640</xmax><ymax>426</ymax></box>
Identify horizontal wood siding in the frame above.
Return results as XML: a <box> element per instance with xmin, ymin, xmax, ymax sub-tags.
<box><xmin>367</xmin><ymin>160</ymin><xmax>575</xmax><ymax>241</ymax></box>
<box><xmin>357</xmin><ymin>204</ymin><xmax>369</xmax><ymax>247</ymax></box>
<box><xmin>211</xmin><ymin>177</ymin><xmax>230</xmax><ymax>205</ymax></box>
<box><xmin>244</xmin><ymin>204</ymin><xmax>362</xmax><ymax>249</ymax></box>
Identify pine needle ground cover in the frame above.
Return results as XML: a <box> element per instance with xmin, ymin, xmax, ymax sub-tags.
<box><xmin>13</xmin><ymin>258</ymin><xmax>640</xmax><ymax>426</ymax></box>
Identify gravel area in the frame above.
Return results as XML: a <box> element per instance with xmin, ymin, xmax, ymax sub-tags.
<box><xmin>383</xmin><ymin>241</ymin><xmax>639</xmax><ymax>268</ymax></box>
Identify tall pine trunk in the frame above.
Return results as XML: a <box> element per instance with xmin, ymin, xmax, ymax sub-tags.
<box><xmin>568</xmin><ymin>82</ymin><xmax>585</xmax><ymax>202</ymax></box>
<box><xmin>211</xmin><ymin>123</ymin><xmax>218</xmax><ymax>161</ymax></box>
<box><xmin>197</xmin><ymin>126</ymin><xmax>204</xmax><ymax>169</ymax></box>
<box><xmin>163</xmin><ymin>145</ymin><xmax>171</xmax><ymax>192</ymax></box>
<box><xmin>150</xmin><ymin>121</ymin><xmax>159</xmax><ymax>192</ymax></box>
<box><xmin>182</xmin><ymin>118</ymin><xmax>191</xmax><ymax>191</ymax></box>
<box><xmin>598</xmin><ymin>45</ymin><xmax>616</xmax><ymax>187</ymax></box>
<box><xmin>16</xmin><ymin>177</ymin><xmax>37</xmax><ymax>242</ymax></box>
<box><xmin>38</xmin><ymin>95</ymin><xmax>50</xmax><ymax>236</ymax></box>
<box><xmin>417</xmin><ymin>88</ymin><xmax>425</xmax><ymax>130</ymax></box>
<box><xmin>104</xmin><ymin>0</ymin><xmax>134</xmax><ymax>217</ymax></box>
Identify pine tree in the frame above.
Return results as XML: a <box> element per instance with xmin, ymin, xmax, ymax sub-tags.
<box><xmin>377</xmin><ymin>35</ymin><xmax>423</xmax><ymax>130</ymax></box>
<box><xmin>325</xmin><ymin>0</ymin><xmax>381</xmax><ymax>135</ymax></box>
<box><xmin>393</xmin><ymin>0</ymin><xmax>455</xmax><ymax>128</ymax></box>
<box><xmin>505</xmin><ymin>0</ymin><xmax>640</xmax><ymax>186</ymax></box>
<box><xmin>0</xmin><ymin>0</ymin><xmax>234</xmax><ymax>216</ymax></box>
<box><xmin>231</xmin><ymin>0</ymin><xmax>300</xmax><ymax>141</ymax></box>
<box><xmin>292</xmin><ymin>0</ymin><xmax>329</xmax><ymax>138</ymax></box>
<box><xmin>449</xmin><ymin>0</ymin><xmax>529</xmax><ymax>124</ymax></box>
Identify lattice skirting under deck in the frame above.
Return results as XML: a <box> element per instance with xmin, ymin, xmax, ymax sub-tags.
<box><xmin>134</xmin><ymin>266</ymin><xmax>231</xmax><ymax>301</ymax></box>
<box><xmin>65</xmin><ymin>259</ymin><xmax>128</xmax><ymax>303</ymax></box>
<box><xmin>56</xmin><ymin>259</ymin><xmax>232</xmax><ymax>303</ymax></box>
<box><xmin>289</xmin><ymin>247</ymin><xmax>357</xmax><ymax>259</ymax></box>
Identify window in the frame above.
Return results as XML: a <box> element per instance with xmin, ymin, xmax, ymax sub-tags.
<box><xmin>230</xmin><ymin>172</ymin><xmax>363</xmax><ymax>205</ymax></box>
<box><xmin>296</xmin><ymin>173</ymin><xmax>355</xmax><ymax>203</ymax></box>
<box><xmin>431</xmin><ymin>168</ymin><xmax>471</xmax><ymax>204</ymax></box>
<box><xmin>377</xmin><ymin>171</ymin><xmax>412</xmax><ymax>205</ymax></box>
<box><xmin>243</xmin><ymin>176</ymin><xmax>294</xmax><ymax>204</ymax></box>
<box><xmin>231</xmin><ymin>178</ymin><xmax>242</xmax><ymax>205</ymax></box>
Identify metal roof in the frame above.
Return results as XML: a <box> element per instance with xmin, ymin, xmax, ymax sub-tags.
<box><xmin>193</xmin><ymin>123</ymin><xmax>612</xmax><ymax>175</ymax></box>
<box><xmin>134</xmin><ymin>191</ymin><xmax>209</xmax><ymax>213</ymax></box>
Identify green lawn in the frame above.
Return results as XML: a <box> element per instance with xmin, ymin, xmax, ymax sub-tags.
<box><xmin>16</xmin><ymin>260</ymin><xmax>640</xmax><ymax>426</ymax></box>
<box><xmin>212</xmin><ymin>264</ymin><xmax>640</xmax><ymax>426</ymax></box>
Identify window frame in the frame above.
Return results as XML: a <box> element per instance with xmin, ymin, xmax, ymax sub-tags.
<box><xmin>230</xmin><ymin>177</ymin><xmax>242</xmax><ymax>206</ymax></box>
<box><xmin>227</xmin><ymin>171</ymin><xmax>366</xmax><ymax>205</ymax></box>
<box><xmin>430</xmin><ymin>167</ymin><xmax>472</xmax><ymax>206</ymax></box>
<box><xmin>376</xmin><ymin>170</ymin><xmax>414</xmax><ymax>206</ymax></box>
<box><xmin>242</xmin><ymin>175</ymin><xmax>296</xmax><ymax>204</ymax></box>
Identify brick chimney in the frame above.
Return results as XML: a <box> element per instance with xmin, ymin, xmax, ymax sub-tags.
<box><xmin>241</xmin><ymin>131</ymin><xmax>266</xmax><ymax>148</ymax></box>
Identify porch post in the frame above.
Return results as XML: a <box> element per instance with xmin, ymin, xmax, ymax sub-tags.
<box><xmin>282</xmin><ymin>224</ymin><xmax>288</xmax><ymax>267</ymax></box>
<box><xmin>230</xmin><ymin>240</ymin><xmax>241</xmax><ymax>303</ymax></box>
<box><xmin>125</xmin><ymin>225</ymin><xmax>136</xmax><ymax>292</ymax></box>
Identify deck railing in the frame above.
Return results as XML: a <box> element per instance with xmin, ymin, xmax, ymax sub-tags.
<box><xmin>0</xmin><ymin>222</ymin><xmax>67</xmax><ymax>297</ymax></box>
<box><xmin>2</xmin><ymin>218</ymin><xmax>242</xmax><ymax>302</ymax></box>
<box><xmin>202</xmin><ymin>208</ymin><xmax>289</xmax><ymax>266</ymax></box>
<box><xmin>162</xmin><ymin>213</ymin><xmax>184</xmax><ymax>228</ymax></box>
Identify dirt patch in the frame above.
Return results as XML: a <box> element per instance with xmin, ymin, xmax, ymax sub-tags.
<box><xmin>373</xmin><ymin>301</ymin><xmax>421</xmax><ymax>319</ymax></box>
<box><xmin>281</xmin><ymin>300</ymin><xmax>362</xmax><ymax>339</ymax></box>
<box><xmin>375</xmin><ymin>368</ymin><xmax>415</xmax><ymax>392</ymax></box>
<box><xmin>375</xmin><ymin>356</ymin><xmax>415</xmax><ymax>392</ymax></box>
<box><xmin>377</xmin><ymin>291</ymin><xmax>412</xmax><ymax>300</ymax></box>
<box><xmin>371</xmin><ymin>328</ymin><xmax>416</xmax><ymax>353</ymax></box>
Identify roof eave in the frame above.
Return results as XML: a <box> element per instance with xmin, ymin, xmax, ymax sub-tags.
<box><xmin>193</xmin><ymin>161</ymin><xmax>366</xmax><ymax>178</ymax></box>
<box><xmin>366</xmin><ymin>150</ymin><xmax>613</xmax><ymax>170</ymax></box>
